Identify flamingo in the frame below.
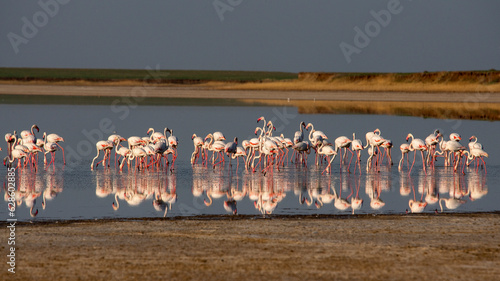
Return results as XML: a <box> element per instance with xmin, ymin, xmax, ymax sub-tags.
<box><xmin>4</xmin><ymin>148</ymin><xmax>27</xmax><ymax>169</ymax></box>
<box><xmin>425</xmin><ymin>129</ymin><xmax>441</xmax><ymax>165</ymax></box>
<box><xmin>117</xmin><ymin>147</ymin><xmax>131</xmax><ymax>171</ymax></box>
<box><xmin>108</xmin><ymin>134</ymin><xmax>126</xmax><ymax>167</ymax></box>
<box><xmin>165</xmin><ymin>128</ymin><xmax>179</xmax><ymax>162</ymax></box>
<box><xmin>380</xmin><ymin>139</ymin><xmax>393</xmax><ymax>165</ymax></box>
<box><xmin>191</xmin><ymin>134</ymin><xmax>204</xmax><ymax>164</ymax></box>
<box><xmin>398</xmin><ymin>143</ymin><xmax>410</xmax><ymax>171</ymax></box>
<box><xmin>449</xmin><ymin>133</ymin><xmax>461</xmax><ymax>142</ymax></box>
<box><xmin>292</xmin><ymin>141</ymin><xmax>310</xmax><ymax>166</ymax></box>
<box><xmin>305</xmin><ymin>123</ymin><xmax>327</xmax><ymax>165</ymax></box>
<box><xmin>5</xmin><ymin>132</ymin><xmax>17</xmax><ymax>157</ymax></box>
<box><xmin>205</xmin><ymin>134</ymin><xmax>225</xmax><ymax>168</ymax></box>
<box><xmin>293</xmin><ymin>121</ymin><xmax>306</xmax><ymax>144</ymax></box>
<box><xmin>317</xmin><ymin>142</ymin><xmax>337</xmax><ymax>174</ymax></box>
<box><xmin>468</xmin><ymin>136</ymin><xmax>483</xmax><ymax>150</ymax></box>
<box><xmin>127</xmin><ymin>136</ymin><xmax>146</xmax><ymax>149</ymax></box>
<box><xmin>364</xmin><ymin>128</ymin><xmax>381</xmax><ymax>149</ymax></box>
<box><xmin>20</xmin><ymin>124</ymin><xmax>39</xmax><ymax>145</ymax></box>
<box><xmin>462</xmin><ymin>149</ymin><xmax>488</xmax><ymax>174</ymax></box>
<box><xmin>146</xmin><ymin>128</ymin><xmax>165</xmax><ymax>143</ymax></box>
<box><xmin>45</xmin><ymin>133</ymin><xmax>65</xmax><ymax>164</ymax></box>
<box><xmin>213</xmin><ymin>131</ymin><xmax>226</xmax><ymax>142</ymax></box>
<box><xmin>348</xmin><ymin>133</ymin><xmax>364</xmax><ymax>174</ymax></box>
<box><xmin>366</xmin><ymin>131</ymin><xmax>385</xmax><ymax>171</ymax></box>
<box><xmin>90</xmin><ymin>140</ymin><xmax>113</xmax><ymax>170</ymax></box>
<box><xmin>232</xmin><ymin>146</ymin><xmax>247</xmax><ymax>170</ymax></box>
<box><xmin>334</xmin><ymin>135</ymin><xmax>352</xmax><ymax>168</ymax></box>
<box><xmin>406</xmin><ymin>133</ymin><xmax>427</xmax><ymax>174</ymax></box>
<box><xmin>225</xmin><ymin>137</ymin><xmax>238</xmax><ymax>167</ymax></box>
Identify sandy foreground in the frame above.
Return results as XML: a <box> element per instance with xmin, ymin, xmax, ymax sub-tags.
<box><xmin>1</xmin><ymin>214</ymin><xmax>500</xmax><ymax>280</ymax></box>
<box><xmin>1</xmin><ymin>83</ymin><xmax>500</xmax><ymax>102</ymax></box>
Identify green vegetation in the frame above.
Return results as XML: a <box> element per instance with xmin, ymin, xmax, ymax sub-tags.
<box><xmin>0</xmin><ymin>67</ymin><xmax>297</xmax><ymax>82</ymax></box>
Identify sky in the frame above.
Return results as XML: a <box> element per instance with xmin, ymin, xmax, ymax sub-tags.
<box><xmin>1</xmin><ymin>0</ymin><xmax>499</xmax><ymax>73</ymax></box>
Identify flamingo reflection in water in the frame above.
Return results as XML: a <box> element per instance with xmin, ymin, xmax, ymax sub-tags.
<box><xmin>41</xmin><ymin>169</ymin><xmax>64</xmax><ymax>210</ymax></box>
<box><xmin>112</xmin><ymin>173</ymin><xmax>152</xmax><ymax>211</ymax></box>
<box><xmin>153</xmin><ymin>173</ymin><xmax>177</xmax><ymax>217</ymax></box>
<box><xmin>14</xmin><ymin>170</ymin><xmax>43</xmax><ymax>217</ymax></box>
<box><xmin>435</xmin><ymin>169</ymin><xmax>467</xmax><ymax>213</ymax></box>
<box><xmin>406</xmin><ymin>172</ymin><xmax>427</xmax><ymax>213</ymax></box>
<box><xmin>466</xmin><ymin>171</ymin><xmax>488</xmax><ymax>201</ymax></box>
<box><xmin>365</xmin><ymin>171</ymin><xmax>385</xmax><ymax>210</ymax></box>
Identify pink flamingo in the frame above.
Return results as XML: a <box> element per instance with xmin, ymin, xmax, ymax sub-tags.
<box><xmin>191</xmin><ymin>134</ymin><xmax>204</xmax><ymax>164</ymax></box>
<box><xmin>317</xmin><ymin>143</ymin><xmax>337</xmax><ymax>174</ymax></box>
<box><xmin>46</xmin><ymin>133</ymin><xmax>65</xmax><ymax>164</ymax></box>
<box><xmin>91</xmin><ymin>140</ymin><xmax>113</xmax><ymax>170</ymax></box>
<box><xmin>398</xmin><ymin>143</ymin><xmax>410</xmax><ymax>171</ymax></box>
<box><xmin>406</xmin><ymin>133</ymin><xmax>427</xmax><ymax>174</ymax></box>
<box><xmin>348</xmin><ymin>133</ymin><xmax>364</xmax><ymax>174</ymax></box>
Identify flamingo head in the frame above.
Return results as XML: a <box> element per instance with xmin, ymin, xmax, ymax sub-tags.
<box><xmin>33</xmin><ymin>125</ymin><xmax>39</xmax><ymax>132</ymax></box>
<box><xmin>469</xmin><ymin>135</ymin><xmax>476</xmax><ymax>142</ymax></box>
<box><xmin>305</xmin><ymin>123</ymin><xmax>312</xmax><ymax>130</ymax></box>
<box><xmin>374</xmin><ymin>128</ymin><xmax>381</xmax><ymax>135</ymax></box>
<box><xmin>120</xmin><ymin>137</ymin><xmax>126</xmax><ymax>142</ymax></box>
<box><xmin>257</xmin><ymin>116</ymin><xmax>265</xmax><ymax>123</ymax></box>
<box><xmin>147</xmin><ymin>128</ymin><xmax>154</xmax><ymax>135</ymax></box>
<box><xmin>254</xmin><ymin>128</ymin><xmax>259</xmax><ymax>135</ymax></box>
<box><xmin>405</xmin><ymin>134</ymin><xmax>411</xmax><ymax>142</ymax></box>
<box><xmin>191</xmin><ymin>134</ymin><xmax>196</xmax><ymax>140</ymax></box>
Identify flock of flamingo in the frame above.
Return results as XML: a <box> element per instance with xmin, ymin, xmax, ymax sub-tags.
<box><xmin>2</xmin><ymin>117</ymin><xmax>489</xmax><ymax>176</ymax></box>
<box><xmin>4</xmin><ymin>125</ymin><xmax>65</xmax><ymax>170</ymax></box>
<box><xmin>190</xmin><ymin>116</ymin><xmax>488</xmax><ymax>175</ymax></box>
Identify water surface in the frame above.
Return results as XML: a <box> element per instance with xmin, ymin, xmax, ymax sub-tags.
<box><xmin>0</xmin><ymin>103</ymin><xmax>497</xmax><ymax>221</ymax></box>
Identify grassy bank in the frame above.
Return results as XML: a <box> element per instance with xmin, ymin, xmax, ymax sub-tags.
<box><xmin>1</xmin><ymin>68</ymin><xmax>499</xmax><ymax>93</ymax></box>
<box><xmin>218</xmin><ymin>70</ymin><xmax>500</xmax><ymax>93</ymax></box>
<box><xmin>0</xmin><ymin>67</ymin><xmax>297</xmax><ymax>82</ymax></box>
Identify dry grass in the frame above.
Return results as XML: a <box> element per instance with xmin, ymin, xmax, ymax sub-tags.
<box><xmin>240</xmin><ymin>99</ymin><xmax>500</xmax><ymax>120</ymax></box>
<box><xmin>216</xmin><ymin>79</ymin><xmax>500</xmax><ymax>93</ymax></box>
<box><xmin>2</xmin><ymin>70</ymin><xmax>499</xmax><ymax>93</ymax></box>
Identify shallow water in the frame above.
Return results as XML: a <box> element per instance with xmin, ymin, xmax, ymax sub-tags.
<box><xmin>0</xmin><ymin>103</ymin><xmax>498</xmax><ymax>221</ymax></box>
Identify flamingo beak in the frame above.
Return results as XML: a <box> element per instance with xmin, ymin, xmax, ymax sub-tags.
<box><xmin>257</xmin><ymin>117</ymin><xmax>263</xmax><ymax>123</ymax></box>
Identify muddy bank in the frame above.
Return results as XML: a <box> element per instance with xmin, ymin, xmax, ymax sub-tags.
<box><xmin>2</xmin><ymin>214</ymin><xmax>499</xmax><ymax>280</ymax></box>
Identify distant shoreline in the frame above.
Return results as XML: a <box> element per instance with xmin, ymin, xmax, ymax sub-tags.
<box><xmin>1</xmin><ymin>68</ymin><xmax>499</xmax><ymax>120</ymax></box>
<box><xmin>0</xmin><ymin>68</ymin><xmax>499</xmax><ymax>93</ymax></box>
<box><xmin>1</xmin><ymin>83</ymin><xmax>499</xmax><ymax>120</ymax></box>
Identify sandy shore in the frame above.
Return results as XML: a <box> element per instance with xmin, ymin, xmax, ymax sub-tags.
<box><xmin>1</xmin><ymin>83</ymin><xmax>500</xmax><ymax>103</ymax></box>
<box><xmin>2</xmin><ymin>214</ymin><xmax>499</xmax><ymax>280</ymax></box>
